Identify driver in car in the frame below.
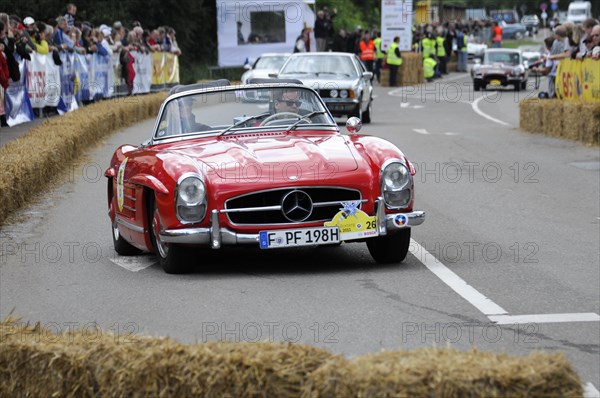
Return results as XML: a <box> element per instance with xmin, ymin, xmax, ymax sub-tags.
<box><xmin>180</xmin><ymin>97</ymin><xmax>211</xmax><ymax>133</ymax></box>
<box><xmin>273</xmin><ymin>88</ymin><xmax>303</xmax><ymax>114</ymax></box>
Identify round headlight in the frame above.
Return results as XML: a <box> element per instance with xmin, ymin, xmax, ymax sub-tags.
<box><xmin>339</xmin><ymin>90</ymin><xmax>349</xmax><ymax>98</ymax></box>
<box><xmin>382</xmin><ymin>163</ymin><xmax>410</xmax><ymax>191</ymax></box>
<box><xmin>381</xmin><ymin>162</ymin><xmax>412</xmax><ymax>208</ymax></box>
<box><xmin>330</xmin><ymin>89</ymin><xmax>338</xmax><ymax>98</ymax></box>
<box><xmin>178</xmin><ymin>177</ymin><xmax>205</xmax><ymax>204</ymax></box>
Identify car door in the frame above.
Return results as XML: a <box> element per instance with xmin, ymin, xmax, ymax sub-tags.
<box><xmin>352</xmin><ymin>55</ymin><xmax>373</xmax><ymax>113</ymax></box>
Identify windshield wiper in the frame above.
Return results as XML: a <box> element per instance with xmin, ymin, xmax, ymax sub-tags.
<box><xmin>220</xmin><ymin>113</ymin><xmax>269</xmax><ymax>136</ymax></box>
<box><xmin>284</xmin><ymin>111</ymin><xmax>326</xmax><ymax>133</ymax></box>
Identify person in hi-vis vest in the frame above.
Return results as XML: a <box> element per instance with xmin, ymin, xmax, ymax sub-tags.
<box><xmin>373</xmin><ymin>31</ymin><xmax>386</xmax><ymax>83</ymax></box>
<box><xmin>423</xmin><ymin>54</ymin><xmax>437</xmax><ymax>82</ymax></box>
<box><xmin>387</xmin><ymin>36</ymin><xmax>403</xmax><ymax>87</ymax></box>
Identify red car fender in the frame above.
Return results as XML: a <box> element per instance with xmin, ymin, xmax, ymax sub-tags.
<box><xmin>349</xmin><ymin>135</ymin><xmax>415</xmax><ymax>211</ymax></box>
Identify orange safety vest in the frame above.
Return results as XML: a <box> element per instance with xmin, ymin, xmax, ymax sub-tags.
<box><xmin>492</xmin><ymin>26</ymin><xmax>503</xmax><ymax>42</ymax></box>
<box><xmin>360</xmin><ymin>40</ymin><xmax>375</xmax><ymax>61</ymax></box>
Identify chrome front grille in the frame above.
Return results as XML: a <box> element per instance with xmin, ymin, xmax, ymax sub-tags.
<box><xmin>224</xmin><ymin>187</ymin><xmax>362</xmax><ymax>225</ymax></box>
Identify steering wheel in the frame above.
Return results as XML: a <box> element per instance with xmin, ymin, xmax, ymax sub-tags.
<box><xmin>260</xmin><ymin>112</ymin><xmax>311</xmax><ymax>126</ymax></box>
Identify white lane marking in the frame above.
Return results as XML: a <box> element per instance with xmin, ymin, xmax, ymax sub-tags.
<box><xmin>388</xmin><ymin>73</ymin><xmax>470</xmax><ymax>96</ymax></box>
<box><xmin>410</xmin><ymin>239</ymin><xmax>600</xmax><ymax>324</ymax></box>
<box><xmin>409</xmin><ymin>239</ymin><xmax>508</xmax><ymax>316</ymax></box>
<box><xmin>472</xmin><ymin>96</ymin><xmax>511</xmax><ymax>127</ymax></box>
<box><xmin>110</xmin><ymin>256</ymin><xmax>156</xmax><ymax>272</ymax></box>
<box><xmin>584</xmin><ymin>383</ymin><xmax>600</xmax><ymax>398</ymax></box>
<box><xmin>413</xmin><ymin>128</ymin><xmax>430</xmax><ymax>135</ymax></box>
<box><xmin>400</xmin><ymin>102</ymin><xmax>424</xmax><ymax>109</ymax></box>
<box><xmin>489</xmin><ymin>313</ymin><xmax>600</xmax><ymax>325</ymax></box>
<box><xmin>444</xmin><ymin>132</ymin><xmax>460</xmax><ymax>136</ymax></box>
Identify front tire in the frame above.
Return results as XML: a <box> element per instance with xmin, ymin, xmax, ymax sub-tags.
<box><xmin>351</xmin><ymin>97</ymin><xmax>362</xmax><ymax>119</ymax></box>
<box><xmin>367</xmin><ymin>228</ymin><xmax>411</xmax><ymax>264</ymax></box>
<box><xmin>520</xmin><ymin>80</ymin><xmax>527</xmax><ymax>90</ymax></box>
<box><xmin>361</xmin><ymin>99</ymin><xmax>372</xmax><ymax>123</ymax></box>
<box><xmin>112</xmin><ymin>218</ymin><xmax>142</xmax><ymax>255</ymax></box>
<box><xmin>150</xmin><ymin>197</ymin><xmax>188</xmax><ymax>274</ymax></box>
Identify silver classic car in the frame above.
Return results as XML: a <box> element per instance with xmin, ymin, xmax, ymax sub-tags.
<box><xmin>274</xmin><ymin>52</ymin><xmax>374</xmax><ymax>123</ymax></box>
<box><xmin>471</xmin><ymin>49</ymin><xmax>529</xmax><ymax>91</ymax></box>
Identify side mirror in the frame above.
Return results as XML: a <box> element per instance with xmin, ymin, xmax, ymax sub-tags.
<box><xmin>363</xmin><ymin>71</ymin><xmax>374</xmax><ymax>81</ymax></box>
<box><xmin>244</xmin><ymin>64</ymin><xmax>252</xmax><ymax>70</ymax></box>
<box><xmin>475</xmin><ymin>58</ymin><xmax>481</xmax><ymax>65</ymax></box>
<box><xmin>346</xmin><ymin>117</ymin><xmax>362</xmax><ymax>134</ymax></box>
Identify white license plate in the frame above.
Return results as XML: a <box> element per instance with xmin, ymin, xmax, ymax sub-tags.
<box><xmin>259</xmin><ymin>227</ymin><xmax>340</xmax><ymax>249</ymax></box>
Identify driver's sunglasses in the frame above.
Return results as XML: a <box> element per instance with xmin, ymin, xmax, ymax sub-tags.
<box><xmin>279</xmin><ymin>99</ymin><xmax>302</xmax><ymax>107</ymax></box>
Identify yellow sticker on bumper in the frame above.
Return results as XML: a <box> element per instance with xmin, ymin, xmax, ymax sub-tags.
<box><xmin>324</xmin><ymin>201</ymin><xmax>378</xmax><ymax>241</ymax></box>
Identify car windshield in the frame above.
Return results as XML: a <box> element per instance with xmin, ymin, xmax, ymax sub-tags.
<box><xmin>280</xmin><ymin>55</ymin><xmax>359</xmax><ymax>78</ymax></box>
<box><xmin>570</xmin><ymin>9</ymin><xmax>587</xmax><ymax>15</ymax></box>
<box><xmin>154</xmin><ymin>85</ymin><xmax>335</xmax><ymax>140</ymax></box>
<box><xmin>254</xmin><ymin>56</ymin><xmax>288</xmax><ymax>70</ymax></box>
<box><xmin>484</xmin><ymin>52</ymin><xmax>521</xmax><ymax>66</ymax></box>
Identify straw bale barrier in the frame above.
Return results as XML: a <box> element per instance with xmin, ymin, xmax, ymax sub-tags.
<box><xmin>0</xmin><ymin>93</ymin><xmax>168</xmax><ymax>226</ymax></box>
<box><xmin>381</xmin><ymin>52</ymin><xmax>424</xmax><ymax>87</ymax></box>
<box><xmin>520</xmin><ymin>99</ymin><xmax>600</xmax><ymax>145</ymax></box>
<box><xmin>0</xmin><ymin>317</ymin><xmax>583</xmax><ymax>397</ymax></box>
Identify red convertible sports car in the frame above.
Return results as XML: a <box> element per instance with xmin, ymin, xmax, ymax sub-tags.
<box><xmin>105</xmin><ymin>79</ymin><xmax>425</xmax><ymax>273</ymax></box>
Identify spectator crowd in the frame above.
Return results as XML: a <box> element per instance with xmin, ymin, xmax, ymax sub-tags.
<box><xmin>1</xmin><ymin>3</ymin><xmax>183</xmax><ymax>126</ymax></box>
<box><xmin>299</xmin><ymin>7</ymin><xmax>600</xmax><ymax>89</ymax></box>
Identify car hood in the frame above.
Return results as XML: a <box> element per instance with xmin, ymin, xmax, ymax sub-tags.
<box><xmin>279</xmin><ymin>74</ymin><xmax>360</xmax><ymax>89</ymax></box>
<box><xmin>165</xmin><ymin>133</ymin><xmax>359</xmax><ymax>182</ymax></box>
<box><xmin>241</xmin><ymin>69</ymin><xmax>279</xmax><ymax>83</ymax></box>
<box><xmin>479</xmin><ymin>64</ymin><xmax>512</xmax><ymax>72</ymax></box>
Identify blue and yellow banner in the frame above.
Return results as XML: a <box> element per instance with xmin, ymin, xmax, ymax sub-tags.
<box><xmin>556</xmin><ymin>59</ymin><xmax>600</xmax><ymax>103</ymax></box>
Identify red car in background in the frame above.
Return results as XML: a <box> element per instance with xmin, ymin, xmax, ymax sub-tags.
<box><xmin>105</xmin><ymin>80</ymin><xmax>425</xmax><ymax>273</ymax></box>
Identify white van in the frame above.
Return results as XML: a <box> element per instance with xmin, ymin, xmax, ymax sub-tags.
<box><xmin>566</xmin><ymin>1</ymin><xmax>592</xmax><ymax>24</ymax></box>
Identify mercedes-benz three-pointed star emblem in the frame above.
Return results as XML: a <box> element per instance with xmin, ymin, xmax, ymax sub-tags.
<box><xmin>281</xmin><ymin>190</ymin><xmax>313</xmax><ymax>222</ymax></box>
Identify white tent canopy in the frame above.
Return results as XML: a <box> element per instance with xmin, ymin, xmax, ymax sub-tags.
<box><xmin>216</xmin><ymin>0</ymin><xmax>316</xmax><ymax>67</ymax></box>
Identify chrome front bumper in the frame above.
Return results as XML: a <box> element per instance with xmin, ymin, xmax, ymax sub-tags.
<box><xmin>160</xmin><ymin>198</ymin><xmax>425</xmax><ymax>249</ymax></box>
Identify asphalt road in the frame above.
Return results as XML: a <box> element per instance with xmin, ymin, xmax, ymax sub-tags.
<box><xmin>1</xmin><ymin>74</ymin><xmax>599</xmax><ymax>394</ymax></box>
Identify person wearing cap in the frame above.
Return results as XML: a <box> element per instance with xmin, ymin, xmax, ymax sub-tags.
<box><xmin>99</xmin><ymin>27</ymin><xmax>113</xmax><ymax>56</ymax></box>
<box><xmin>20</xmin><ymin>17</ymin><xmax>38</xmax><ymax>54</ymax></box>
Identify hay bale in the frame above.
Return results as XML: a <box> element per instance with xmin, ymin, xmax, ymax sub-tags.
<box><xmin>519</xmin><ymin>99</ymin><xmax>544</xmax><ymax>133</ymax></box>
<box><xmin>580</xmin><ymin>102</ymin><xmax>600</xmax><ymax>145</ymax></box>
<box><xmin>303</xmin><ymin>348</ymin><xmax>583</xmax><ymax>398</ymax></box>
<box><xmin>520</xmin><ymin>99</ymin><xmax>599</xmax><ymax>145</ymax></box>
<box><xmin>0</xmin><ymin>317</ymin><xmax>334</xmax><ymax>398</ymax></box>
<box><xmin>0</xmin><ymin>92</ymin><xmax>168</xmax><ymax>225</ymax></box>
<box><xmin>380</xmin><ymin>53</ymin><xmax>424</xmax><ymax>87</ymax></box>
<box><xmin>399</xmin><ymin>52</ymin><xmax>423</xmax><ymax>86</ymax></box>
<box><xmin>541</xmin><ymin>99</ymin><xmax>564</xmax><ymax>138</ymax></box>
<box><xmin>0</xmin><ymin>318</ymin><xmax>585</xmax><ymax>398</ymax></box>
<box><xmin>561</xmin><ymin>101</ymin><xmax>584</xmax><ymax>141</ymax></box>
